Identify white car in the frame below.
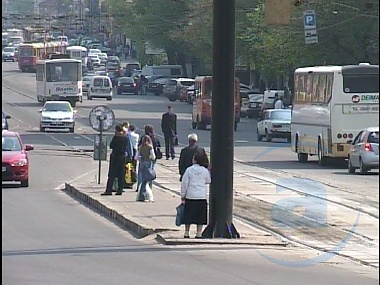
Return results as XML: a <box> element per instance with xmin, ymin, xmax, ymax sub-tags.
<box><xmin>39</xmin><ymin>101</ymin><xmax>76</xmax><ymax>133</ymax></box>
<box><xmin>348</xmin><ymin>127</ymin><xmax>379</xmax><ymax>174</ymax></box>
<box><xmin>257</xmin><ymin>109</ymin><xmax>291</xmax><ymax>142</ymax></box>
<box><xmin>82</xmin><ymin>75</ymin><xmax>93</xmax><ymax>94</ymax></box>
<box><xmin>88</xmin><ymin>54</ymin><xmax>100</xmax><ymax>67</ymax></box>
<box><xmin>98</xmin><ymin>53</ymin><xmax>108</xmax><ymax>65</ymax></box>
<box><xmin>87</xmin><ymin>76</ymin><xmax>113</xmax><ymax>101</ymax></box>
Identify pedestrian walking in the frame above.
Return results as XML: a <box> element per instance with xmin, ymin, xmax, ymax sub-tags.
<box><xmin>139</xmin><ymin>75</ymin><xmax>148</xmax><ymax>95</ymax></box>
<box><xmin>180</xmin><ymin>151</ymin><xmax>211</xmax><ymax>238</ymax></box>
<box><xmin>121</xmin><ymin>122</ymin><xmax>135</xmax><ymax>189</ymax></box>
<box><xmin>101</xmin><ymin>125</ymin><xmax>127</xmax><ymax>196</ymax></box>
<box><xmin>274</xmin><ymin>95</ymin><xmax>285</xmax><ymax>109</ymax></box>
<box><xmin>161</xmin><ymin>105</ymin><xmax>177</xmax><ymax>160</ymax></box>
<box><xmin>137</xmin><ymin>125</ymin><xmax>161</xmax><ymax>191</ymax></box>
<box><xmin>178</xmin><ymin>133</ymin><xmax>209</xmax><ymax>181</ymax></box>
<box><xmin>135</xmin><ymin>135</ymin><xmax>156</xmax><ymax>202</ymax></box>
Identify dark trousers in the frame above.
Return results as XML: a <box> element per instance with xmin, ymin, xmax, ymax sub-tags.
<box><xmin>164</xmin><ymin>135</ymin><xmax>175</xmax><ymax>158</ymax></box>
<box><xmin>105</xmin><ymin>154</ymin><xmax>126</xmax><ymax>193</ymax></box>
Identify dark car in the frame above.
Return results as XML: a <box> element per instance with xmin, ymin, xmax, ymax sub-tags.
<box><xmin>246</xmin><ymin>94</ymin><xmax>264</xmax><ymax>118</ymax></box>
<box><xmin>106</xmin><ymin>62</ymin><xmax>121</xmax><ymax>77</ymax></box>
<box><xmin>117</xmin><ymin>77</ymin><xmax>138</xmax><ymax>95</ymax></box>
<box><xmin>107</xmin><ymin>56</ymin><xmax>120</xmax><ymax>64</ymax></box>
<box><xmin>107</xmin><ymin>71</ymin><xmax>118</xmax><ymax>87</ymax></box>
<box><xmin>2</xmin><ymin>111</ymin><xmax>11</xmax><ymax>130</ymax></box>
<box><xmin>148</xmin><ymin>77</ymin><xmax>170</xmax><ymax>96</ymax></box>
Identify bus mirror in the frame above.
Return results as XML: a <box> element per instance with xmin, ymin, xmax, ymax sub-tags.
<box><xmin>347</xmin><ymin>140</ymin><xmax>353</xmax><ymax>145</ymax></box>
<box><xmin>38</xmin><ymin>109</ymin><xmax>43</xmax><ymax>113</ymax></box>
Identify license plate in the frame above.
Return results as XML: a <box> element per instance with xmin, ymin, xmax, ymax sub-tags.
<box><xmin>2</xmin><ymin>166</ymin><xmax>6</xmax><ymax>172</ymax></box>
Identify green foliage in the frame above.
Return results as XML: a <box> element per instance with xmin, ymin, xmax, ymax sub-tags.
<box><xmin>108</xmin><ymin>0</ymin><xmax>379</xmax><ymax>81</ymax></box>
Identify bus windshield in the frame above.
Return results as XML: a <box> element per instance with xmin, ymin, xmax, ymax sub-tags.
<box><xmin>46</xmin><ymin>62</ymin><xmax>80</xmax><ymax>82</ymax></box>
<box><xmin>343</xmin><ymin>74</ymin><xmax>379</xmax><ymax>93</ymax></box>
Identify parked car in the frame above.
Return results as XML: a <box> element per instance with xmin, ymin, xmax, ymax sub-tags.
<box><xmin>257</xmin><ymin>109</ymin><xmax>291</xmax><ymax>142</ymax></box>
<box><xmin>98</xmin><ymin>53</ymin><xmax>108</xmax><ymax>65</ymax></box>
<box><xmin>246</xmin><ymin>94</ymin><xmax>264</xmax><ymax>118</ymax></box>
<box><xmin>88</xmin><ymin>54</ymin><xmax>100</xmax><ymax>67</ymax></box>
<box><xmin>82</xmin><ymin>75</ymin><xmax>93</xmax><ymax>94</ymax></box>
<box><xmin>2</xmin><ymin>46</ymin><xmax>17</xmax><ymax>62</ymax></box>
<box><xmin>2</xmin><ymin>111</ymin><xmax>11</xmax><ymax>130</ymax></box>
<box><xmin>39</xmin><ymin>101</ymin><xmax>77</xmax><ymax>133</ymax></box>
<box><xmin>2</xmin><ymin>130</ymin><xmax>34</xmax><ymax>187</ymax></box>
<box><xmin>163</xmin><ymin>78</ymin><xmax>195</xmax><ymax>101</ymax></box>
<box><xmin>148</xmin><ymin>77</ymin><xmax>170</xmax><ymax>96</ymax></box>
<box><xmin>117</xmin><ymin>77</ymin><xmax>138</xmax><ymax>95</ymax></box>
<box><xmin>348</xmin><ymin>127</ymin><xmax>379</xmax><ymax>174</ymax></box>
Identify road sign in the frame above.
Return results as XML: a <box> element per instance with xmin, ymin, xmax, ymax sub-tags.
<box><xmin>304</xmin><ymin>29</ymin><xmax>318</xmax><ymax>44</ymax></box>
<box><xmin>303</xmin><ymin>10</ymin><xmax>317</xmax><ymax>30</ymax></box>
<box><xmin>88</xmin><ymin>105</ymin><xmax>115</xmax><ymax>132</ymax></box>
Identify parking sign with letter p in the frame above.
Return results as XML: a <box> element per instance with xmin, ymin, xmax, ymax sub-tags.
<box><xmin>303</xmin><ymin>10</ymin><xmax>316</xmax><ymax>30</ymax></box>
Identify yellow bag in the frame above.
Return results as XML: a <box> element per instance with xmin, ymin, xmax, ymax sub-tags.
<box><xmin>125</xmin><ymin>162</ymin><xmax>136</xmax><ymax>185</ymax></box>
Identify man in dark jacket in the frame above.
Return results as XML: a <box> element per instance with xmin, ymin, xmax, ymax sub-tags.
<box><xmin>161</xmin><ymin>105</ymin><xmax>177</xmax><ymax>160</ymax></box>
<box><xmin>101</xmin><ymin>125</ymin><xmax>127</xmax><ymax>196</ymax></box>
<box><xmin>178</xmin><ymin>133</ymin><xmax>209</xmax><ymax>181</ymax></box>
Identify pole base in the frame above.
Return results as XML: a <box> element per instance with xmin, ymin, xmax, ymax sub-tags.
<box><xmin>202</xmin><ymin>222</ymin><xmax>240</xmax><ymax>239</ymax></box>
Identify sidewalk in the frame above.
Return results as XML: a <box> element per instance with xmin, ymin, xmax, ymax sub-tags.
<box><xmin>64</xmin><ymin>159</ymin><xmax>286</xmax><ymax>246</ymax></box>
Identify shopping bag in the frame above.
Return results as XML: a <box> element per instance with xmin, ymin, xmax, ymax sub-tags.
<box><xmin>125</xmin><ymin>162</ymin><xmax>136</xmax><ymax>185</ymax></box>
<box><xmin>175</xmin><ymin>204</ymin><xmax>185</xmax><ymax>226</ymax></box>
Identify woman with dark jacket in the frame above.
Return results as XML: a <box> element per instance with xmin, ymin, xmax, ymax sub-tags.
<box><xmin>101</xmin><ymin>125</ymin><xmax>128</xmax><ymax>196</ymax></box>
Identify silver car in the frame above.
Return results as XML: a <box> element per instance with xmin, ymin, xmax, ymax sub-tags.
<box><xmin>348</xmin><ymin>127</ymin><xmax>379</xmax><ymax>174</ymax></box>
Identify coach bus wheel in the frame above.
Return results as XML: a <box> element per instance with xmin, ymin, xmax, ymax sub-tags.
<box><xmin>296</xmin><ymin>137</ymin><xmax>308</xmax><ymax>163</ymax></box>
<box><xmin>317</xmin><ymin>140</ymin><xmax>328</xmax><ymax>166</ymax></box>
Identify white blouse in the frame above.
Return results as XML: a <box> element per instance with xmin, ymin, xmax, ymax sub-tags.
<box><xmin>181</xmin><ymin>164</ymin><xmax>211</xmax><ymax>200</ymax></box>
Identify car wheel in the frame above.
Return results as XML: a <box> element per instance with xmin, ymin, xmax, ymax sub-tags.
<box><xmin>40</xmin><ymin>126</ymin><xmax>45</xmax><ymax>132</ymax></box>
<box><xmin>265</xmin><ymin>129</ymin><xmax>272</xmax><ymax>142</ymax></box>
<box><xmin>20</xmin><ymin>179</ymin><xmax>29</xmax><ymax>187</ymax></box>
<box><xmin>257</xmin><ymin>129</ymin><xmax>263</xmax><ymax>141</ymax></box>
<box><xmin>359</xmin><ymin>158</ymin><xmax>368</xmax><ymax>175</ymax></box>
<box><xmin>348</xmin><ymin>157</ymin><xmax>356</xmax><ymax>174</ymax></box>
<box><xmin>69</xmin><ymin>127</ymin><xmax>75</xmax><ymax>133</ymax></box>
<box><xmin>87</xmin><ymin>95</ymin><xmax>92</xmax><ymax>100</ymax></box>
<box><xmin>107</xmin><ymin>97</ymin><xmax>112</xmax><ymax>101</ymax></box>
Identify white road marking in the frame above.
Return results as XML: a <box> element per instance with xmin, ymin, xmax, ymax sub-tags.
<box><xmin>54</xmin><ymin>168</ymin><xmax>98</xmax><ymax>190</ymax></box>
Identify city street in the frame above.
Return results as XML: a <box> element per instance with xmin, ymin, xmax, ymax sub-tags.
<box><xmin>2</xmin><ymin>61</ymin><xmax>379</xmax><ymax>283</ymax></box>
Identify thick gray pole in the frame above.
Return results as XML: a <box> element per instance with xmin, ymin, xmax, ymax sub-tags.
<box><xmin>202</xmin><ymin>0</ymin><xmax>239</xmax><ymax>238</ymax></box>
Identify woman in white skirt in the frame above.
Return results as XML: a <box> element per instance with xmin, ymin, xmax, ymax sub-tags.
<box><xmin>180</xmin><ymin>152</ymin><xmax>211</xmax><ymax>238</ymax></box>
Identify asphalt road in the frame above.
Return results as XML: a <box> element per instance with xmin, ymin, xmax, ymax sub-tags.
<box><xmin>2</xmin><ymin>62</ymin><xmax>378</xmax><ymax>284</ymax></box>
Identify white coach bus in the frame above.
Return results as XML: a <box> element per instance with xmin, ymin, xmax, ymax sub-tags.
<box><xmin>36</xmin><ymin>58</ymin><xmax>83</xmax><ymax>107</ymax></box>
<box><xmin>291</xmin><ymin>63</ymin><xmax>379</xmax><ymax>165</ymax></box>
<box><xmin>66</xmin><ymin>46</ymin><xmax>88</xmax><ymax>67</ymax></box>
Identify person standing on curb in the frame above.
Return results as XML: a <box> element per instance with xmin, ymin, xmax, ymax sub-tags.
<box><xmin>178</xmin><ymin>133</ymin><xmax>209</xmax><ymax>181</ymax></box>
<box><xmin>101</xmin><ymin>125</ymin><xmax>127</xmax><ymax>196</ymax></box>
<box><xmin>161</xmin><ymin>105</ymin><xmax>177</xmax><ymax>160</ymax></box>
<box><xmin>135</xmin><ymin>135</ymin><xmax>155</xmax><ymax>202</ymax></box>
<box><xmin>121</xmin><ymin>122</ymin><xmax>135</xmax><ymax>189</ymax></box>
<box><xmin>180</xmin><ymin>151</ymin><xmax>211</xmax><ymax>238</ymax></box>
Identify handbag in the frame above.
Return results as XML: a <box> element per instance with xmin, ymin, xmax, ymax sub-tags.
<box><xmin>144</xmin><ymin>167</ymin><xmax>156</xmax><ymax>181</ymax></box>
<box><xmin>156</xmin><ymin>147</ymin><xmax>163</xmax><ymax>159</ymax></box>
<box><xmin>175</xmin><ymin>204</ymin><xmax>185</xmax><ymax>226</ymax></box>
<box><xmin>173</xmin><ymin>136</ymin><xmax>179</xmax><ymax>146</ymax></box>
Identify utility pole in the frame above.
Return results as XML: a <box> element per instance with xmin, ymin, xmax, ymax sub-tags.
<box><xmin>202</xmin><ymin>0</ymin><xmax>240</xmax><ymax>239</ymax></box>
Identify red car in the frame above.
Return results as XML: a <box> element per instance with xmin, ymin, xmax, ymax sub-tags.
<box><xmin>2</xmin><ymin>131</ymin><xmax>34</xmax><ymax>187</ymax></box>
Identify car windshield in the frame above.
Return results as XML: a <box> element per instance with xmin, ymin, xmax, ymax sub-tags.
<box><xmin>180</xmin><ymin>81</ymin><xmax>195</xmax><ymax>87</ymax></box>
<box><xmin>120</xmin><ymin>77</ymin><xmax>134</xmax><ymax>83</ymax></box>
<box><xmin>270</xmin><ymin>111</ymin><xmax>291</xmax><ymax>120</ymax></box>
<box><xmin>368</xmin><ymin>131</ymin><xmax>379</xmax><ymax>143</ymax></box>
<box><xmin>3</xmin><ymin>47</ymin><xmax>15</xmax><ymax>52</ymax></box>
<box><xmin>43</xmin><ymin>103</ymin><xmax>71</xmax><ymax>112</ymax></box>
<box><xmin>2</xmin><ymin>136</ymin><xmax>22</xmax><ymax>151</ymax></box>
<box><xmin>83</xmin><ymin>76</ymin><xmax>92</xmax><ymax>81</ymax></box>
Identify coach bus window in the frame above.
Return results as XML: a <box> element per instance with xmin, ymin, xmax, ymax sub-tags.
<box><xmin>312</xmin><ymin>74</ymin><xmax>320</xmax><ymax>102</ymax></box>
<box><xmin>343</xmin><ymin>74</ymin><xmax>379</xmax><ymax>93</ymax></box>
<box><xmin>317</xmin><ymin>74</ymin><xmax>327</xmax><ymax>103</ymax></box>
<box><xmin>306</xmin><ymin>73</ymin><xmax>313</xmax><ymax>103</ymax></box>
<box><xmin>324</xmin><ymin>74</ymin><xmax>333</xmax><ymax>103</ymax></box>
<box><xmin>204</xmin><ymin>80</ymin><xmax>212</xmax><ymax>97</ymax></box>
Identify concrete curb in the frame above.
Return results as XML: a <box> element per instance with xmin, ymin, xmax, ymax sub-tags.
<box><xmin>65</xmin><ymin>183</ymin><xmax>159</xmax><ymax>238</ymax></box>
